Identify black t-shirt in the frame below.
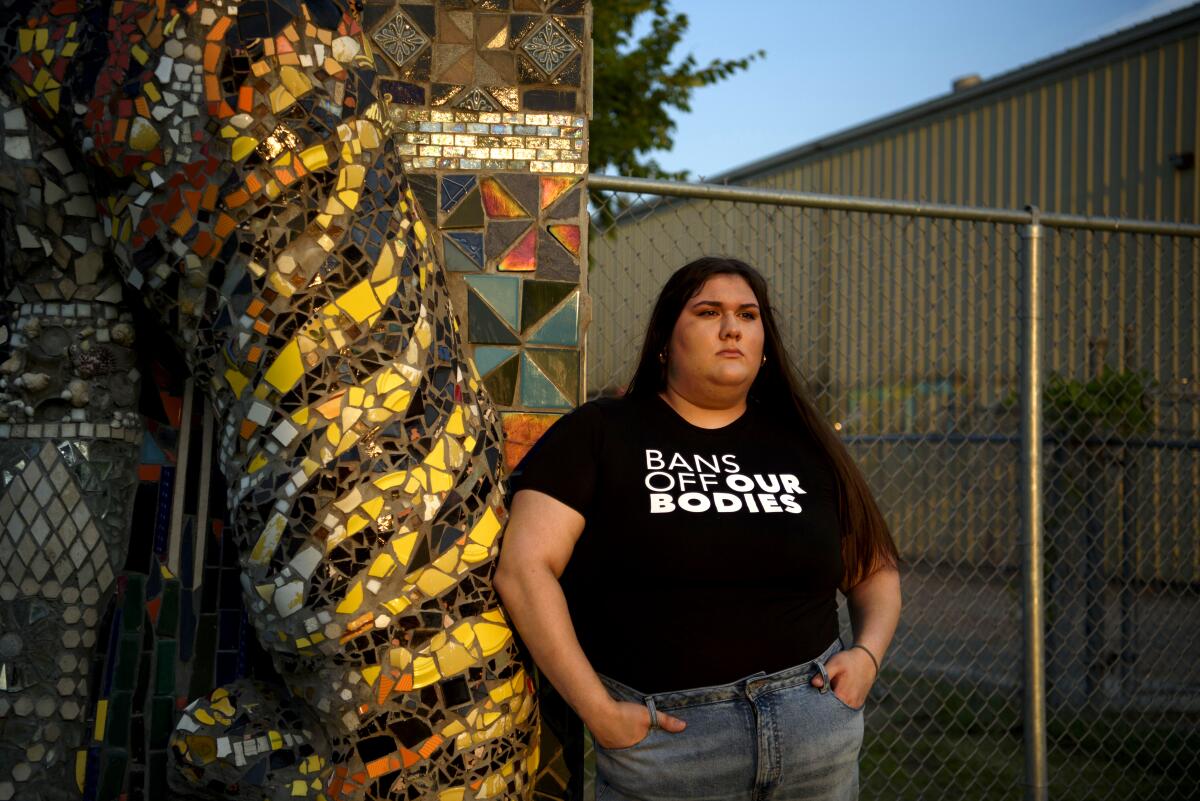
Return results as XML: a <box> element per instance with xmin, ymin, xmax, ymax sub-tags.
<box><xmin>507</xmin><ymin>393</ymin><xmax>844</xmax><ymax>694</ymax></box>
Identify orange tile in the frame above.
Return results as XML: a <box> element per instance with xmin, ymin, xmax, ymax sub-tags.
<box><xmin>138</xmin><ymin>464</ymin><xmax>162</xmax><ymax>481</ymax></box>
<box><xmin>206</xmin><ymin>15</ymin><xmax>231</xmax><ymax>41</ymax></box>
<box><xmin>239</xmin><ymin>419</ymin><xmax>257</xmax><ymax>439</ymax></box>
<box><xmin>246</xmin><ymin>345</ymin><xmax>262</xmax><ymax>363</ymax></box>
<box><xmin>247</xmin><ymin>298</ymin><xmax>266</xmax><ymax>316</ymax></box>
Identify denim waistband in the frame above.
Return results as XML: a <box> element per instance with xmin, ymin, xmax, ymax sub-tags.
<box><xmin>599</xmin><ymin>637</ymin><xmax>845</xmax><ymax>709</ymax></box>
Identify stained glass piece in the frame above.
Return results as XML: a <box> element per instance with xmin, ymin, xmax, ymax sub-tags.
<box><xmin>547</xmin><ymin>224</ymin><xmax>580</xmax><ymax>257</ymax></box>
<box><xmin>440</xmin><ymin>175</ymin><xmax>477</xmax><ymax>212</ymax></box>
<box><xmin>471</xmin><ymin>346</ymin><xmax>518</xmax><ymax>377</ymax></box>
<box><xmin>519</xmin><ymin>353</ymin><xmax>571</xmax><ymax>409</ymax></box>
<box><xmin>466</xmin><ymin>292</ymin><xmax>519</xmax><ymax>345</ymax></box>
<box><xmin>526</xmin><ymin>295</ymin><xmax>578</xmax><ymax>346</ymax></box>
<box><xmin>480</xmin><ymin>177</ymin><xmax>529</xmax><ymax>219</ymax></box>
<box><xmin>483</xmin><ymin>356</ymin><xmax>519</xmax><ymax>406</ymax></box>
<box><xmin>527</xmin><ymin>348</ymin><xmax>579</xmax><ymax>405</ymax></box>
<box><xmin>442</xmin><ymin>188</ymin><xmax>484</xmax><ymax>228</ymax></box>
<box><xmin>465</xmin><ymin>275</ymin><xmax>521</xmax><ymax>329</ymax></box>
<box><xmin>498</xmin><ymin>227</ymin><xmax>537</xmax><ymax>272</ymax></box>
<box><xmin>446</xmin><ymin>232</ymin><xmax>484</xmax><ymax>267</ymax></box>
<box><xmin>539</xmin><ymin>177</ymin><xmax>577</xmax><ymax>211</ymax></box>
<box><xmin>520</xmin><ymin>280</ymin><xmax>574</xmax><ymax>333</ymax></box>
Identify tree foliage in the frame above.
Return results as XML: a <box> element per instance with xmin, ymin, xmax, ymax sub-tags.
<box><xmin>590</xmin><ymin>1</ymin><xmax>763</xmax><ymax>179</ymax></box>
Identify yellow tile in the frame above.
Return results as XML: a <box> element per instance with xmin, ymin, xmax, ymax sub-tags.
<box><xmin>299</xmin><ymin>144</ymin><xmax>329</xmax><ymax>170</ymax></box>
<box><xmin>93</xmin><ymin>699</ymin><xmax>108</xmax><ymax>741</ymax></box>
<box><xmin>412</xmin><ymin>656</ymin><xmax>439</xmax><ymax>688</ymax></box>
<box><xmin>446</xmin><ymin>407</ymin><xmax>465</xmax><ymax>436</ymax></box>
<box><xmin>224</xmin><ymin>368</ymin><xmax>249</xmax><ymax>397</ymax></box>
<box><xmin>336</xmin><ymin>581</ymin><xmax>364</xmax><ymax>615</ymax></box>
<box><xmin>360</xmin><ymin>665</ymin><xmax>381</xmax><ymax>687</ymax></box>
<box><xmin>468</xmin><ymin>508</ymin><xmax>501</xmax><ymax>547</ymax></box>
<box><xmin>362</xmin><ymin>496</ymin><xmax>384</xmax><ymax>519</ymax></box>
<box><xmin>335</xmin><ymin>279</ymin><xmax>381</xmax><ymax>323</ymax></box>
<box><xmin>264</xmin><ymin>340</ymin><xmax>304</xmax><ymax>393</ymax></box>
<box><xmin>415</xmin><ymin>569</ymin><xmax>455</xmax><ymax>597</ymax></box>
<box><xmin>434</xmin><ymin>642</ymin><xmax>474</xmax><ymax>677</ymax></box>
<box><xmin>474</xmin><ymin>622</ymin><xmax>511</xmax><ymax>656</ymax></box>
<box><xmin>391</xmin><ymin>531</ymin><xmax>418</xmax><ymax>565</ymax></box>
<box><xmin>368</xmin><ymin>553</ymin><xmax>395</xmax><ymax>578</ymax></box>
<box><xmin>383</xmin><ymin>596</ymin><xmax>410</xmax><ymax>615</ymax></box>
<box><xmin>374</xmin><ymin>470</ymin><xmax>409</xmax><ymax>491</ymax></box>
<box><xmin>232</xmin><ymin>136</ymin><xmax>258</xmax><ymax>162</ymax></box>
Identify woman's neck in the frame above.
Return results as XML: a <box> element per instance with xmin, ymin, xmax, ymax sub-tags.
<box><xmin>659</xmin><ymin>385</ymin><xmax>748</xmax><ymax>429</ymax></box>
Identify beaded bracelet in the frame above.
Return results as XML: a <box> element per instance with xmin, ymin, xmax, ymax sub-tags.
<box><xmin>850</xmin><ymin>643</ymin><xmax>880</xmax><ymax>677</ymax></box>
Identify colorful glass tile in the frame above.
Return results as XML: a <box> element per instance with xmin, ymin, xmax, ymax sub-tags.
<box><xmin>499</xmin><ymin>227</ymin><xmax>538</xmax><ymax>271</ymax></box>
<box><xmin>440</xmin><ymin>175</ymin><xmax>477</xmax><ymax>212</ymax></box>
<box><xmin>480</xmin><ymin>176</ymin><xmax>530</xmax><ymax>219</ymax></box>
<box><xmin>466</xmin><ymin>275</ymin><xmax>521</xmax><ymax>330</ymax></box>
<box><xmin>547</xmin><ymin>224</ymin><xmax>581</xmax><ymax>257</ymax></box>
<box><xmin>518</xmin><ymin>352</ymin><xmax>571</xmax><ymax>409</ymax></box>
<box><xmin>527</xmin><ymin>294</ymin><xmax>579</xmax><ymax>346</ymax></box>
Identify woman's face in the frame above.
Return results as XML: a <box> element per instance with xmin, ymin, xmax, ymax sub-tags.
<box><xmin>664</xmin><ymin>273</ymin><xmax>766</xmax><ymax>398</ymax></box>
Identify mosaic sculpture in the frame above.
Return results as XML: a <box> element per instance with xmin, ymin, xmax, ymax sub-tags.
<box><xmin>0</xmin><ymin>1</ymin><xmax>590</xmax><ymax>799</ymax></box>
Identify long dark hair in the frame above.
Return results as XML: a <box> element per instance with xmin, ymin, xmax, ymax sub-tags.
<box><xmin>625</xmin><ymin>256</ymin><xmax>899</xmax><ymax>588</ymax></box>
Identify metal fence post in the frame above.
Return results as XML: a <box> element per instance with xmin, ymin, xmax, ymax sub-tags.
<box><xmin>1020</xmin><ymin>209</ymin><xmax>1049</xmax><ymax>801</ymax></box>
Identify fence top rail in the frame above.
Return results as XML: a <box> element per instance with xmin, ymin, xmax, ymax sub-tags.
<box><xmin>589</xmin><ymin>174</ymin><xmax>1200</xmax><ymax>238</ymax></box>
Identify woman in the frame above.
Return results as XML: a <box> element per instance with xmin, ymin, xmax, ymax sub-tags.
<box><xmin>494</xmin><ymin>257</ymin><xmax>901</xmax><ymax>801</ymax></box>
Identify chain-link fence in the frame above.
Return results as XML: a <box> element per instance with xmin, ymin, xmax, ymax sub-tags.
<box><xmin>583</xmin><ymin>175</ymin><xmax>1200</xmax><ymax>801</ymax></box>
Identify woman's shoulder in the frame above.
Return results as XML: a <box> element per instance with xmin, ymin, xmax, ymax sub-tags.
<box><xmin>551</xmin><ymin>394</ymin><xmax>639</xmax><ymax>433</ymax></box>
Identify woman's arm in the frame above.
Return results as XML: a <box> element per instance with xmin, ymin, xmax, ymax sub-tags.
<box><xmin>810</xmin><ymin>566</ymin><xmax>902</xmax><ymax>707</ymax></box>
<box><xmin>494</xmin><ymin>489</ymin><xmax>686</xmax><ymax>747</ymax></box>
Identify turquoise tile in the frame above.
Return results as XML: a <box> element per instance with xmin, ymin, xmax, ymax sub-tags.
<box><xmin>472</xmin><ymin>346</ymin><xmax>518</xmax><ymax>377</ymax></box>
<box><xmin>527</xmin><ymin>294</ymin><xmax>578</xmax><ymax>346</ymax></box>
<box><xmin>465</xmin><ymin>274</ymin><xmax>521</xmax><ymax>329</ymax></box>
<box><xmin>519</xmin><ymin>353</ymin><xmax>571</xmax><ymax>409</ymax></box>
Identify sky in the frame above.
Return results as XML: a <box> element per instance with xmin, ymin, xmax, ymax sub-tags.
<box><xmin>628</xmin><ymin>0</ymin><xmax>1197</xmax><ymax>180</ymax></box>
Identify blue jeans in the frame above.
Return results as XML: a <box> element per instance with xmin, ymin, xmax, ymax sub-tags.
<box><xmin>594</xmin><ymin>638</ymin><xmax>863</xmax><ymax>801</ymax></box>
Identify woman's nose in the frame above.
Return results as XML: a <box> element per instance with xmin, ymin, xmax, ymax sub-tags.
<box><xmin>720</xmin><ymin>314</ymin><xmax>742</xmax><ymax>338</ymax></box>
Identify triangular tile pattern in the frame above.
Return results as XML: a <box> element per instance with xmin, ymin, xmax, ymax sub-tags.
<box><xmin>440</xmin><ymin>175</ymin><xmax>477</xmax><ymax>212</ymax></box>
<box><xmin>480</xmin><ymin>177</ymin><xmax>530</xmax><ymax>219</ymax></box>
<box><xmin>545</xmin><ymin>185</ymin><xmax>582</xmax><ymax>221</ymax></box>
<box><xmin>539</xmin><ymin>176</ymin><xmax>578</xmax><ymax>211</ymax></box>
<box><xmin>497</xmin><ymin>174</ymin><xmax>539</xmax><ymax>218</ymax></box>
<box><xmin>547</xmin><ymin>224</ymin><xmax>580</xmax><ymax>257</ymax></box>
<box><xmin>471</xmin><ymin>346</ymin><xmax>519</xmax><ymax>377</ymax></box>
<box><xmin>519</xmin><ymin>352</ymin><xmax>571</xmax><ymax>409</ymax></box>
<box><xmin>527</xmin><ymin>347</ymin><xmax>579</xmax><ymax>405</ymax></box>
<box><xmin>467</xmin><ymin>291</ymin><xmax>520</xmax><ymax>345</ymax></box>
<box><xmin>444</xmin><ymin>236</ymin><xmax>481</xmax><ymax>272</ymax></box>
<box><xmin>485</xmin><ymin>221</ymin><xmax>530</xmax><ymax>264</ymax></box>
<box><xmin>520</xmin><ymin>280</ymin><xmax>574</xmax><ymax>333</ymax></box>
<box><xmin>526</xmin><ymin>294</ymin><xmax>578</xmax><ymax>346</ymax></box>
<box><xmin>535</xmin><ymin>228</ymin><xmax>577</xmax><ymax>281</ymax></box>
<box><xmin>443</xmin><ymin>187</ymin><xmax>484</xmax><ymax>229</ymax></box>
<box><xmin>499</xmin><ymin>227</ymin><xmax>537</xmax><ymax>271</ymax></box>
<box><xmin>483</xmin><ymin>355</ymin><xmax>520</xmax><ymax>406</ymax></box>
<box><xmin>0</xmin><ymin>442</ymin><xmax>112</xmax><ymax>591</ymax></box>
<box><xmin>446</xmin><ymin>232</ymin><xmax>484</xmax><ymax>268</ymax></box>
<box><xmin>466</xmin><ymin>274</ymin><xmax>521</xmax><ymax>329</ymax></box>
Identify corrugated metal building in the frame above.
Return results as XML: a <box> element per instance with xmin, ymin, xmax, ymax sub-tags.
<box><xmin>717</xmin><ymin>3</ymin><xmax>1199</xmax><ymax>220</ymax></box>
<box><xmin>586</xmin><ymin>5</ymin><xmax>1200</xmax><ymax>581</ymax></box>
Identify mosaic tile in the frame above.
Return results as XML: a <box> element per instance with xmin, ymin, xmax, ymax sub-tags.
<box><xmin>446</xmin><ymin>231</ymin><xmax>485</xmax><ymax>269</ymax></box>
<box><xmin>472</xmin><ymin>346</ymin><xmax>520</xmax><ymax>378</ymax></box>
<box><xmin>521</xmin><ymin>280</ymin><xmax>575</xmax><ymax>333</ymax></box>
<box><xmin>518</xmin><ymin>352</ymin><xmax>571</xmax><ymax>409</ymax></box>
<box><xmin>0</xmin><ymin>0</ymin><xmax>590</xmax><ymax>796</ymax></box>
<box><xmin>499</xmin><ymin>227</ymin><xmax>539</xmax><ymax>272</ymax></box>
<box><xmin>440</xmin><ymin>174</ymin><xmax>478</xmax><ymax>212</ymax></box>
<box><xmin>526</xmin><ymin>294</ymin><xmax>579</xmax><ymax>346</ymax></box>
<box><xmin>467</xmin><ymin>274</ymin><xmax>522</xmax><ymax>330</ymax></box>
<box><xmin>481</xmin><ymin>176</ymin><xmax>531</xmax><ymax>219</ymax></box>
<box><xmin>374</xmin><ymin>11</ymin><xmax>431</xmax><ymax>68</ymax></box>
<box><xmin>521</xmin><ymin>19</ymin><xmax>578</xmax><ymax>77</ymax></box>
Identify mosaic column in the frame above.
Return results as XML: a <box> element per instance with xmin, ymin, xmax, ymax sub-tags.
<box><xmin>0</xmin><ymin>93</ymin><xmax>142</xmax><ymax>801</ymax></box>
<box><xmin>1</xmin><ymin>1</ymin><xmax>589</xmax><ymax>799</ymax></box>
